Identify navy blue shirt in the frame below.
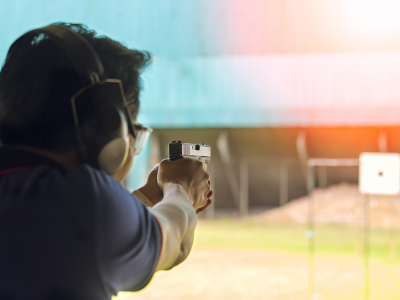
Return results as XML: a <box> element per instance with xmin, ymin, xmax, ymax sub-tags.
<box><xmin>0</xmin><ymin>148</ymin><xmax>162</xmax><ymax>300</ymax></box>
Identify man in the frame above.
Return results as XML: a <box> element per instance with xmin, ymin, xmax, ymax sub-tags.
<box><xmin>0</xmin><ymin>23</ymin><xmax>212</xmax><ymax>299</ymax></box>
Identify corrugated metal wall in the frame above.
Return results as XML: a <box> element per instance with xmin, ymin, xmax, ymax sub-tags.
<box><xmin>141</xmin><ymin>53</ymin><xmax>400</xmax><ymax>127</ymax></box>
<box><xmin>2</xmin><ymin>0</ymin><xmax>400</xmax><ymax>128</ymax></box>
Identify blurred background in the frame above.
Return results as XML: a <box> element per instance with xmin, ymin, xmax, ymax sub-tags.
<box><xmin>3</xmin><ymin>0</ymin><xmax>400</xmax><ymax>212</ymax></box>
<box><xmin>2</xmin><ymin>0</ymin><xmax>400</xmax><ymax>299</ymax></box>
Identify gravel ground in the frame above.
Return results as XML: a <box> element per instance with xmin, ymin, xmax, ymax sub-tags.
<box><xmin>257</xmin><ymin>183</ymin><xmax>400</xmax><ymax>229</ymax></box>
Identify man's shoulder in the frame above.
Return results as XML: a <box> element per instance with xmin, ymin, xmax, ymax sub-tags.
<box><xmin>0</xmin><ymin>162</ymin><xmax>127</xmax><ymax>205</ymax></box>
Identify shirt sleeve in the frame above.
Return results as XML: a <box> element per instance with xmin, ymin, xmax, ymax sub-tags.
<box><xmin>81</xmin><ymin>166</ymin><xmax>162</xmax><ymax>295</ymax></box>
<box><xmin>132</xmin><ymin>190</ymin><xmax>154</xmax><ymax>207</ymax></box>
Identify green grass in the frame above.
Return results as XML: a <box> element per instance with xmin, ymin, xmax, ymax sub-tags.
<box><xmin>194</xmin><ymin>218</ymin><xmax>400</xmax><ymax>263</ymax></box>
<box><xmin>193</xmin><ymin>218</ymin><xmax>400</xmax><ymax>299</ymax></box>
<box><xmin>195</xmin><ymin>218</ymin><xmax>308</xmax><ymax>251</ymax></box>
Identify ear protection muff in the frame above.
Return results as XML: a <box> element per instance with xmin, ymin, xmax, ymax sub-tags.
<box><xmin>7</xmin><ymin>24</ymin><xmax>136</xmax><ymax>174</ymax></box>
<box><xmin>81</xmin><ymin>103</ymin><xmax>130</xmax><ymax>174</ymax></box>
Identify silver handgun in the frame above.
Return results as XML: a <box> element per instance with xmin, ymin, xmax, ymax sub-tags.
<box><xmin>169</xmin><ymin>141</ymin><xmax>211</xmax><ymax>170</ymax></box>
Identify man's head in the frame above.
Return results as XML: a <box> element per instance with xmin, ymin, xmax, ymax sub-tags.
<box><xmin>0</xmin><ymin>23</ymin><xmax>152</xmax><ymax>153</ymax></box>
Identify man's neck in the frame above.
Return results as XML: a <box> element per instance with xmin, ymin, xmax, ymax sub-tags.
<box><xmin>13</xmin><ymin>146</ymin><xmax>80</xmax><ymax>169</ymax></box>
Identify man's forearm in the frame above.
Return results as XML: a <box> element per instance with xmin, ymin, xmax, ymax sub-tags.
<box><xmin>148</xmin><ymin>183</ymin><xmax>197</xmax><ymax>271</ymax></box>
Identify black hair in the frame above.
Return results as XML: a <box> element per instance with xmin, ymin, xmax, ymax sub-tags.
<box><xmin>0</xmin><ymin>23</ymin><xmax>152</xmax><ymax>152</ymax></box>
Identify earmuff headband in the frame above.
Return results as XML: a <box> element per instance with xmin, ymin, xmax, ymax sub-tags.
<box><xmin>8</xmin><ymin>24</ymin><xmax>135</xmax><ymax>137</ymax></box>
<box><xmin>7</xmin><ymin>25</ymin><xmax>106</xmax><ymax>87</ymax></box>
<box><xmin>70</xmin><ymin>77</ymin><xmax>136</xmax><ymax>137</ymax></box>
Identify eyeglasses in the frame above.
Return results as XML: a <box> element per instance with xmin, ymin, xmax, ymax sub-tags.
<box><xmin>131</xmin><ymin>123</ymin><xmax>153</xmax><ymax>155</ymax></box>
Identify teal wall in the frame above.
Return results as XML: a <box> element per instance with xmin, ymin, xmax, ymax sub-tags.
<box><xmin>2</xmin><ymin>0</ymin><xmax>400</xmax><ymax>189</ymax></box>
<box><xmin>2</xmin><ymin>0</ymin><xmax>400</xmax><ymax>129</ymax></box>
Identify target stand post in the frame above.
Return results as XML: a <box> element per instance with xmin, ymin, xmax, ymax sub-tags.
<box><xmin>306</xmin><ymin>158</ymin><xmax>359</xmax><ymax>299</ymax></box>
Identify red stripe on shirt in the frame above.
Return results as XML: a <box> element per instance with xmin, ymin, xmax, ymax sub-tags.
<box><xmin>0</xmin><ymin>166</ymin><xmax>36</xmax><ymax>175</ymax></box>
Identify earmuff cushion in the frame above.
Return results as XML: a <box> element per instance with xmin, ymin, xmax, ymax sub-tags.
<box><xmin>81</xmin><ymin>104</ymin><xmax>129</xmax><ymax>175</ymax></box>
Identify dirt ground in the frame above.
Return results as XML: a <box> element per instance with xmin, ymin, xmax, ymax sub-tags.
<box><xmin>115</xmin><ymin>249</ymin><xmax>400</xmax><ymax>300</ymax></box>
<box><xmin>257</xmin><ymin>183</ymin><xmax>400</xmax><ymax>229</ymax></box>
<box><xmin>115</xmin><ymin>249</ymin><xmax>309</xmax><ymax>300</ymax></box>
<box><xmin>114</xmin><ymin>248</ymin><xmax>400</xmax><ymax>300</ymax></box>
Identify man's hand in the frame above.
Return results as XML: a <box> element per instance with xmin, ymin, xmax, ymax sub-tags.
<box><xmin>157</xmin><ymin>158</ymin><xmax>212</xmax><ymax>212</ymax></box>
<box><xmin>150</xmin><ymin>158</ymin><xmax>213</xmax><ymax>271</ymax></box>
<box><xmin>195</xmin><ymin>181</ymin><xmax>213</xmax><ymax>214</ymax></box>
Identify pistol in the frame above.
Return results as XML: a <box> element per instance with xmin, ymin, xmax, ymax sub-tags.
<box><xmin>169</xmin><ymin>141</ymin><xmax>211</xmax><ymax>170</ymax></box>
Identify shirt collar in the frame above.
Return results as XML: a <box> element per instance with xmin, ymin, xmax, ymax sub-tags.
<box><xmin>0</xmin><ymin>147</ymin><xmax>67</xmax><ymax>173</ymax></box>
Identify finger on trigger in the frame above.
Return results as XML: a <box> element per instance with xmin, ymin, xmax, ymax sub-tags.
<box><xmin>205</xmin><ymin>184</ymin><xmax>212</xmax><ymax>198</ymax></box>
<box><xmin>202</xmin><ymin>171</ymin><xmax>210</xmax><ymax>182</ymax></box>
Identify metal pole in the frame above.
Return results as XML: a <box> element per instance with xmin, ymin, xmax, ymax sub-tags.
<box><xmin>279</xmin><ymin>162</ymin><xmax>289</xmax><ymax>206</ymax></box>
<box><xmin>318</xmin><ymin>166</ymin><xmax>327</xmax><ymax>189</ymax></box>
<box><xmin>205</xmin><ymin>161</ymin><xmax>215</xmax><ymax>220</ymax></box>
<box><xmin>217</xmin><ymin>130</ymin><xmax>240</xmax><ymax>207</ymax></box>
<box><xmin>364</xmin><ymin>194</ymin><xmax>370</xmax><ymax>300</ymax></box>
<box><xmin>239</xmin><ymin>159</ymin><xmax>249</xmax><ymax>218</ymax></box>
<box><xmin>307</xmin><ymin>164</ymin><xmax>315</xmax><ymax>298</ymax></box>
<box><xmin>389</xmin><ymin>197</ymin><xmax>398</xmax><ymax>261</ymax></box>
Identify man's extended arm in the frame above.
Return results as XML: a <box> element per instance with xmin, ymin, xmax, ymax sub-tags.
<box><xmin>149</xmin><ymin>183</ymin><xmax>196</xmax><ymax>271</ymax></box>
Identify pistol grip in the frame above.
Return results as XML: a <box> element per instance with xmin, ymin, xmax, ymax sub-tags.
<box><xmin>169</xmin><ymin>154</ymin><xmax>183</xmax><ymax>161</ymax></box>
